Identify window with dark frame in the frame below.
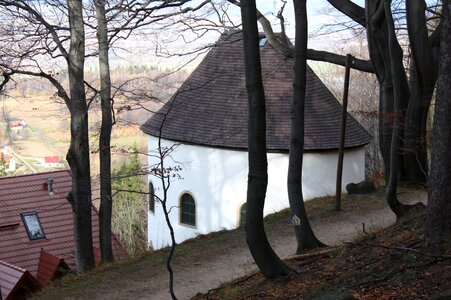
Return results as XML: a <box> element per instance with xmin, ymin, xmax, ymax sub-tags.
<box><xmin>21</xmin><ymin>212</ymin><xmax>46</xmax><ymax>241</ymax></box>
<box><xmin>180</xmin><ymin>193</ymin><xmax>195</xmax><ymax>226</ymax></box>
<box><xmin>149</xmin><ymin>181</ymin><xmax>155</xmax><ymax>213</ymax></box>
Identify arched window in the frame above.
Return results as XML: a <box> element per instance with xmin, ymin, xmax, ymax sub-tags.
<box><xmin>180</xmin><ymin>193</ymin><xmax>196</xmax><ymax>226</ymax></box>
<box><xmin>239</xmin><ymin>203</ymin><xmax>247</xmax><ymax>227</ymax></box>
<box><xmin>149</xmin><ymin>181</ymin><xmax>155</xmax><ymax>213</ymax></box>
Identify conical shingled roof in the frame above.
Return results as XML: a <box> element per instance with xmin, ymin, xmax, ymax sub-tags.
<box><xmin>141</xmin><ymin>31</ymin><xmax>371</xmax><ymax>151</ymax></box>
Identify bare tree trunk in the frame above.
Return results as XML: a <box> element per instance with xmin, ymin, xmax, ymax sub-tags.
<box><xmin>365</xmin><ymin>0</ymin><xmax>395</xmax><ymax>181</ymax></box>
<box><xmin>94</xmin><ymin>0</ymin><xmax>114</xmax><ymax>263</ymax></box>
<box><xmin>384</xmin><ymin>0</ymin><xmax>414</xmax><ymax>219</ymax></box>
<box><xmin>156</xmin><ymin>107</ymin><xmax>178</xmax><ymax>299</ymax></box>
<box><xmin>426</xmin><ymin>0</ymin><xmax>451</xmax><ymax>244</ymax></box>
<box><xmin>240</xmin><ymin>0</ymin><xmax>290</xmax><ymax>278</ymax></box>
<box><xmin>334</xmin><ymin>0</ymin><xmax>431</xmax><ymax>186</ymax></box>
<box><xmin>335</xmin><ymin>54</ymin><xmax>352</xmax><ymax>211</ymax></box>
<box><xmin>288</xmin><ymin>0</ymin><xmax>325</xmax><ymax>254</ymax></box>
<box><xmin>66</xmin><ymin>0</ymin><xmax>95</xmax><ymax>274</ymax></box>
<box><xmin>404</xmin><ymin>0</ymin><xmax>439</xmax><ymax>184</ymax></box>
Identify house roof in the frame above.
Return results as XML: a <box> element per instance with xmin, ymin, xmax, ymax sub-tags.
<box><xmin>0</xmin><ymin>171</ymin><xmax>127</xmax><ymax>283</ymax></box>
<box><xmin>36</xmin><ymin>249</ymin><xmax>70</xmax><ymax>286</ymax></box>
<box><xmin>141</xmin><ymin>31</ymin><xmax>371</xmax><ymax>151</ymax></box>
<box><xmin>44</xmin><ymin>156</ymin><xmax>60</xmax><ymax>163</ymax></box>
<box><xmin>7</xmin><ymin>120</ymin><xmax>24</xmax><ymax>127</ymax></box>
<box><xmin>0</xmin><ymin>260</ymin><xmax>40</xmax><ymax>300</ymax></box>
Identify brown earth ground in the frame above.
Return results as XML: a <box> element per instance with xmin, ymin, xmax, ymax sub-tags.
<box><xmin>33</xmin><ymin>185</ymin><xmax>450</xmax><ymax>300</ymax></box>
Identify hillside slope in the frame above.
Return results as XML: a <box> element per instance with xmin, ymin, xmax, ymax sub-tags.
<box><xmin>34</xmin><ymin>186</ymin><xmax>437</xmax><ymax>300</ymax></box>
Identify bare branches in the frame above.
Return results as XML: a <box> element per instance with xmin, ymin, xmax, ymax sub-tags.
<box><xmin>276</xmin><ymin>0</ymin><xmax>289</xmax><ymax>46</ymax></box>
<box><xmin>0</xmin><ymin>67</ymin><xmax>70</xmax><ymax>105</ymax></box>
<box><xmin>0</xmin><ymin>72</ymin><xmax>11</xmax><ymax>92</ymax></box>
<box><xmin>226</xmin><ymin>0</ymin><xmax>374</xmax><ymax>73</ymax></box>
<box><xmin>0</xmin><ymin>0</ymin><xmax>70</xmax><ymax>60</ymax></box>
<box><xmin>103</xmin><ymin>0</ymin><xmax>214</xmax><ymax>47</ymax></box>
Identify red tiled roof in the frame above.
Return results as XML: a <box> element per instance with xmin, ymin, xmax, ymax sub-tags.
<box><xmin>44</xmin><ymin>156</ymin><xmax>60</xmax><ymax>163</ymax></box>
<box><xmin>141</xmin><ymin>31</ymin><xmax>372</xmax><ymax>151</ymax></box>
<box><xmin>1</xmin><ymin>153</ymin><xmax>12</xmax><ymax>163</ymax></box>
<box><xmin>37</xmin><ymin>249</ymin><xmax>70</xmax><ymax>286</ymax></box>
<box><xmin>0</xmin><ymin>171</ymin><xmax>127</xmax><ymax>281</ymax></box>
<box><xmin>7</xmin><ymin>121</ymin><xmax>23</xmax><ymax>127</ymax></box>
<box><xmin>0</xmin><ymin>260</ymin><xmax>40</xmax><ymax>300</ymax></box>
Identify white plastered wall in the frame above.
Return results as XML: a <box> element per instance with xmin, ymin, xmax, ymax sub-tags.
<box><xmin>147</xmin><ymin>136</ymin><xmax>365</xmax><ymax>249</ymax></box>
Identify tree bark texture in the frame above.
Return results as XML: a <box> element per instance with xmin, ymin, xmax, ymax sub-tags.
<box><xmin>426</xmin><ymin>0</ymin><xmax>451</xmax><ymax>244</ymax></box>
<box><xmin>335</xmin><ymin>54</ymin><xmax>352</xmax><ymax>211</ymax></box>
<box><xmin>288</xmin><ymin>0</ymin><xmax>325</xmax><ymax>253</ymax></box>
<box><xmin>383</xmin><ymin>0</ymin><xmax>409</xmax><ymax>218</ymax></box>
<box><xmin>94</xmin><ymin>0</ymin><xmax>114</xmax><ymax>263</ymax></box>
<box><xmin>333</xmin><ymin>0</ymin><xmax>431</xmax><ymax>185</ymax></box>
<box><xmin>366</xmin><ymin>0</ymin><xmax>411</xmax><ymax>184</ymax></box>
<box><xmin>67</xmin><ymin>0</ymin><xmax>95</xmax><ymax>274</ymax></box>
<box><xmin>404</xmin><ymin>0</ymin><xmax>438</xmax><ymax>183</ymax></box>
<box><xmin>241</xmin><ymin>0</ymin><xmax>290</xmax><ymax>278</ymax></box>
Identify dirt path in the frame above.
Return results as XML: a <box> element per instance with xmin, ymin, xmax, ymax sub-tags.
<box><xmin>134</xmin><ymin>188</ymin><xmax>427</xmax><ymax>300</ymax></box>
<box><xmin>37</xmin><ymin>188</ymin><xmax>427</xmax><ymax>300</ymax></box>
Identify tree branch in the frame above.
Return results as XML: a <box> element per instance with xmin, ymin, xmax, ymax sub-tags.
<box><xmin>0</xmin><ymin>67</ymin><xmax>70</xmax><ymax>106</ymax></box>
<box><xmin>307</xmin><ymin>49</ymin><xmax>374</xmax><ymax>73</ymax></box>
<box><xmin>327</xmin><ymin>0</ymin><xmax>366</xmax><ymax>27</ymax></box>
<box><xmin>227</xmin><ymin>0</ymin><xmax>373</xmax><ymax>73</ymax></box>
<box><xmin>0</xmin><ymin>0</ymin><xmax>69</xmax><ymax>60</ymax></box>
<box><xmin>0</xmin><ymin>72</ymin><xmax>11</xmax><ymax>92</ymax></box>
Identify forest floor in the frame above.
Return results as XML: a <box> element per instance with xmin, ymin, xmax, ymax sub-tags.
<box><xmin>34</xmin><ymin>185</ymin><xmax>450</xmax><ymax>300</ymax></box>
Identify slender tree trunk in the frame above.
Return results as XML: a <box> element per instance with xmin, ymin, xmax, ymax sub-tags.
<box><xmin>66</xmin><ymin>0</ymin><xmax>95</xmax><ymax>274</ymax></box>
<box><xmin>335</xmin><ymin>54</ymin><xmax>352</xmax><ymax>211</ymax></box>
<box><xmin>240</xmin><ymin>0</ymin><xmax>290</xmax><ymax>278</ymax></box>
<box><xmin>365</xmin><ymin>0</ymin><xmax>395</xmax><ymax>181</ymax></box>
<box><xmin>333</xmin><ymin>0</ymin><xmax>435</xmax><ymax>185</ymax></box>
<box><xmin>384</xmin><ymin>0</ymin><xmax>412</xmax><ymax>218</ymax></box>
<box><xmin>94</xmin><ymin>0</ymin><xmax>114</xmax><ymax>263</ymax></box>
<box><xmin>403</xmin><ymin>0</ymin><xmax>438</xmax><ymax>184</ymax></box>
<box><xmin>288</xmin><ymin>0</ymin><xmax>325</xmax><ymax>254</ymax></box>
<box><xmin>426</xmin><ymin>0</ymin><xmax>451</xmax><ymax>244</ymax></box>
<box><xmin>157</xmin><ymin>111</ymin><xmax>178</xmax><ymax>299</ymax></box>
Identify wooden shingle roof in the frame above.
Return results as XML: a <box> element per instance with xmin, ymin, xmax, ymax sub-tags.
<box><xmin>141</xmin><ymin>31</ymin><xmax>371</xmax><ymax>151</ymax></box>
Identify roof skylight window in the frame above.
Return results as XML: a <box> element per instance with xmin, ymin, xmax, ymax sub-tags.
<box><xmin>259</xmin><ymin>37</ymin><xmax>267</xmax><ymax>47</ymax></box>
<box><xmin>21</xmin><ymin>212</ymin><xmax>46</xmax><ymax>241</ymax></box>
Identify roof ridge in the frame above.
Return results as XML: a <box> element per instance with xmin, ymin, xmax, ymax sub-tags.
<box><xmin>0</xmin><ymin>260</ymin><xmax>28</xmax><ymax>273</ymax></box>
<box><xmin>0</xmin><ymin>169</ymin><xmax>71</xmax><ymax>181</ymax></box>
